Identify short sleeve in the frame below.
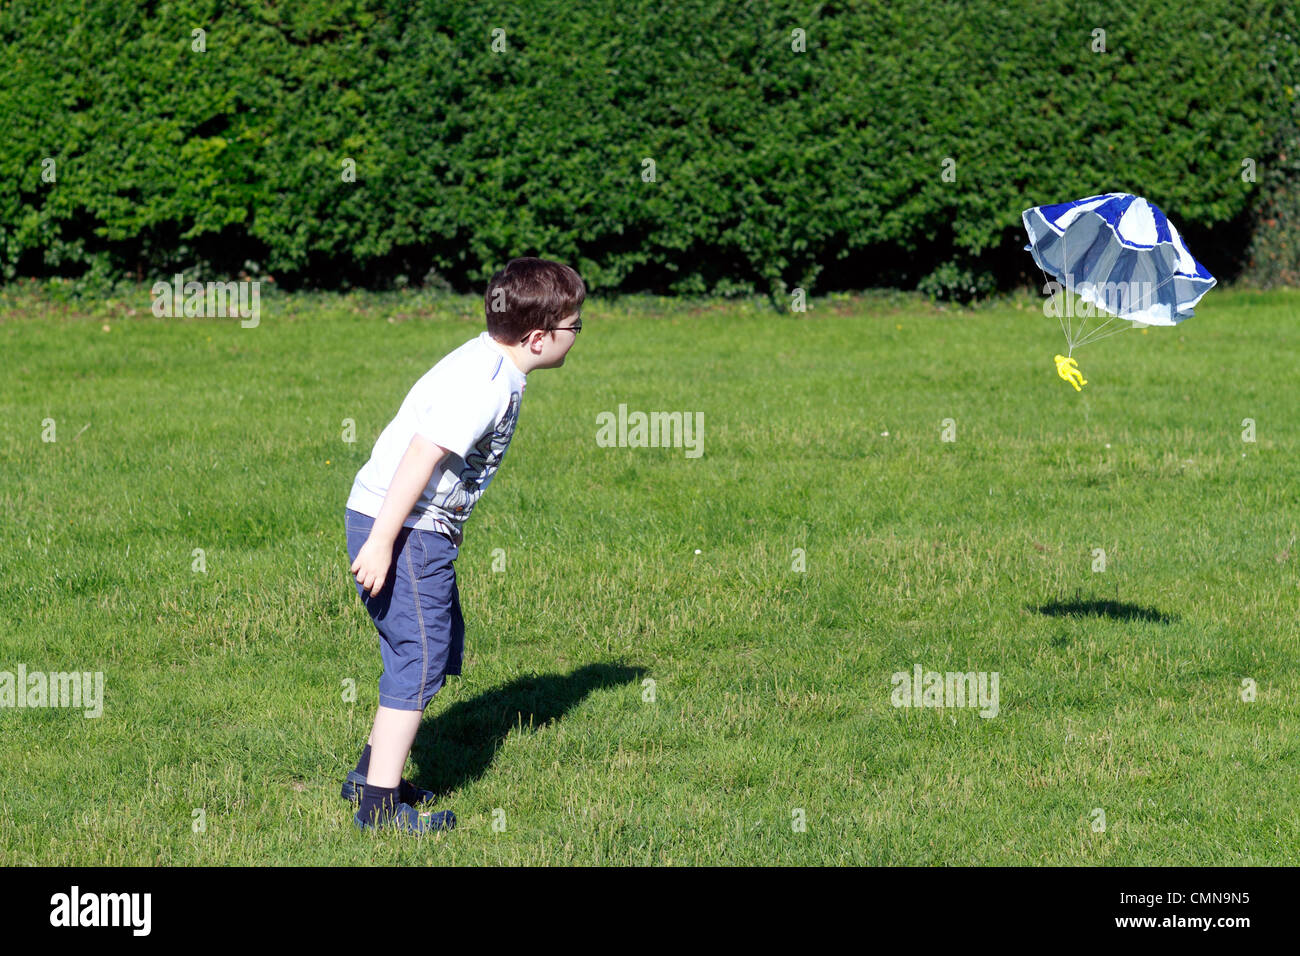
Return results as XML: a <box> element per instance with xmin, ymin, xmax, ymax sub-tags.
<box><xmin>412</xmin><ymin>376</ymin><xmax>498</xmax><ymax>459</ymax></box>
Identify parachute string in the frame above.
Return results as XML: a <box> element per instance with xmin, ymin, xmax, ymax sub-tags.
<box><xmin>1037</xmin><ymin>271</ymin><xmax>1138</xmax><ymax>354</ymax></box>
<box><xmin>1073</xmin><ymin>311</ymin><xmax>1119</xmax><ymax>344</ymax></box>
<box><xmin>1033</xmin><ymin>221</ymin><xmax>1147</xmax><ymax>356</ymax></box>
<box><xmin>1062</xmin><ymin>226</ymin><xmax>1073</xmax><ymax>354</ymax></box>
<box><xmin>1074</xmin><ymin>306</ymin><xmax>1092</xmax><ymax>354</ymax></box>
<box><xmin>1056</xmin><ymin>288</ymin><xmax>1070</xmax><ymax>348</ymax></box>
<box><xmin>1035</xmin><ymin>259</ymin><xmax>1071</xmax><ymax>352</ymax></box>
<box><xmin>1036</xmin><ymin>221</ymin><xmax>1140</xmax><ymax>355</ymax></box>
<box><xmin>1073</xmin><ymin>318</ymin><xmax>1116</xmax><ymax>347</ymax></box>
<box><xmin>1073</xmin><ymin>326</ymin><xmax>1131</xmax><ymax>349</ymax></box>
<box><xmin>1073</xmin><ymin>317</ymin><xmax>1129</xmax><ymax>349</ymax></box>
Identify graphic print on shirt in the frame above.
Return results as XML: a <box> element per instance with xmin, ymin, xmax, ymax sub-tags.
<box><xmin>436</xmin><ymin>391</ymin><xmax>521</xmax><ymax>515</ymax></box>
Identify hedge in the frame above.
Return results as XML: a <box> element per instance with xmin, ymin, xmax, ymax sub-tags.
<box><xmin>0</xmin><ymin>0</ymin><xmax>1294</xmax><ymax>296</ymax></box>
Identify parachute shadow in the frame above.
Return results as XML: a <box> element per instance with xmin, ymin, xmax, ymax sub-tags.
<box><xmin>1032</xmin><ymin>599</ymin><xmax>1176</xmax><ymax>624</ymax></box>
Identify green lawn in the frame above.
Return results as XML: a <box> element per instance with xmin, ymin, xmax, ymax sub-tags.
<box><xmin>1</xmin><ymin>284</ymin><xmax>1297</xmax><ymax>865</ymax></box>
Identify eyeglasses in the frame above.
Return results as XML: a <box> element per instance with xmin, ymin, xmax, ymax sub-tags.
<box><xmin>521</xmin><ymin>319</ymin><xmax>581</xmax><ymax>343</ymax></box>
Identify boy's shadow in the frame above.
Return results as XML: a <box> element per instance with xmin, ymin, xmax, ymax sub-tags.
<box><xmin>408</xmin><ymin>662</ymin><xmax>644</xmax><ymax>797</ymax></box>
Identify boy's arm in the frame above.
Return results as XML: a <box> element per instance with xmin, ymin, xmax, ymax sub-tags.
<box><xmin>369</xmin><ymin>433</ymin><xmax>449</xmax><ymax>544</ymax></box>
<box><xmin>351</xmin><ymin>434</ymin><xmax>449</xmax><ymax>596</ymax></box>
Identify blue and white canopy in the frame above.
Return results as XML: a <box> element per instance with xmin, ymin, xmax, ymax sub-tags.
<box><xmin>1023</xmin><ymin>192</ymin><xmax>1215</xmax><ymax>328</ymax></box>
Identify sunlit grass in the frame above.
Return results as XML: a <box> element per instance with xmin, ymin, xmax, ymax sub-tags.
<box><xmin>1</xmin><ymin>285</ymin><xmax>1297</xmax><ymax>864</ymax></box>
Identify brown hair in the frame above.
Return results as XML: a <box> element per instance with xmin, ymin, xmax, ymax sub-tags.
<box><xmin>484</xmin><ymin>257</ymin><xmax>586</xmax><ymax>342</ymax></box>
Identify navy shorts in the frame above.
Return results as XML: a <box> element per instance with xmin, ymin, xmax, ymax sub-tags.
<box><xmin>345</xmin><ymin>508</ymin><xmax>463</xmax><ymax>711</ymax></box>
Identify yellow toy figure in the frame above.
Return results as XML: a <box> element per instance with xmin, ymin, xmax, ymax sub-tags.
<box><xmin>1053</xmin><ymin>354</ymin><xmax>1087</xmax><ymax>391</ymax></box>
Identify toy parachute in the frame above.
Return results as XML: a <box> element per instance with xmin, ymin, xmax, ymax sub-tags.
<box><xmin>1022</xmin><ymin>192</ymin><xmax>1216</xmax><ymax>387</ymax></box>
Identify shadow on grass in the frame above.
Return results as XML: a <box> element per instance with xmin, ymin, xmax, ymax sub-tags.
<box><xmin>408</xmin><ymin>662</ymin><xmax>645</xmax><ymax>798</ymax></box>
<box><xmin>1033</xmin><ymin>599</ymin><xmax>1177</xmax><ymax>624</ymax></box>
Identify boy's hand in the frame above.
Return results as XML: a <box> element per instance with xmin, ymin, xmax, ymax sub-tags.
<box><xmin>351</xmin><ymin>434</ymin><xmax>449</xmax><ymax>598</ymax></box>
<box><xmin>350</xmin><ymin>538</ymin><xmax>393</xmax><ymax>598</ymax></box>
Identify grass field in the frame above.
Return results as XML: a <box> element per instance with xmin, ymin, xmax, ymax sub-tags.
<box><xmin>2</xmin><ymin>284</ymin><xmax>1298</xmax><ymax>865</ymax></box>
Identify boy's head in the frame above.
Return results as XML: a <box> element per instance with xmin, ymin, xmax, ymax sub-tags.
<box><xmin>485</xmin><ymin>258</ymin><xmax>586</xmax><ymax>371</ymax></box>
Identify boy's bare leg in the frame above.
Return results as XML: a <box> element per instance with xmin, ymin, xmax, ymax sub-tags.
<box><xmin>366</xmin><ymin>705</ymin><xmax>423</xmax><ymax>789</ymax></box>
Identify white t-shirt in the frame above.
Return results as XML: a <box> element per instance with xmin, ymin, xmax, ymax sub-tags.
<box><xmin>346</xmin><ymin>332</ymin><xmax>527</xmax><ymax>544</ymax></box>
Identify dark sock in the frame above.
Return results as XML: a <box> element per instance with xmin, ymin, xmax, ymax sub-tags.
<box><xmin>358</xmin><ymin>784</ymin><xmax>398</xmax><ymax>825</ymax></box>
<box><xmin>354</xmin><ymin>744</ymin><xmax>372</xmax><ymax>777</ymax></box>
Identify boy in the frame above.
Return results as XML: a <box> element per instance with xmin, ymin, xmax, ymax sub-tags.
<box><xmin>342</xmin><ymin>257</ymin><xmax>585</xmax><ymax>832</ymax></box>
